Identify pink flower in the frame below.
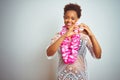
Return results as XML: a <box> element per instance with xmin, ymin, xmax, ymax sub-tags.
<box><xmin>60</xmin><ymin>25</ymin><xmax>80</xmax><ymax>64</ymax></box>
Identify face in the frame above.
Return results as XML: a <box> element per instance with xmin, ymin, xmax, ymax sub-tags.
<box><xmin>64</xmin><ymin>10</ymin><xmax>78</xmax><ymax>28</ymax></box>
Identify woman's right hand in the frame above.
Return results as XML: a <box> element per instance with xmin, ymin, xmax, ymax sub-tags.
<box><xmin>65</xmin><ymin>25</ymin><xmax>78</xmax><ymax>37</ymax></box>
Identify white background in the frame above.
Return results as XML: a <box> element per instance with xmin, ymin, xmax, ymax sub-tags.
<box><xmin>0</xmin><ymin>0</ymin><xmax>120</xmax><ymax>80</ymax></box>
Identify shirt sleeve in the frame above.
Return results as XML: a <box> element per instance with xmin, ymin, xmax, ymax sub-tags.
<box><xmin>46</xmin><ymin>33</ymin><xmax>61</xmax><ymax>59</ymax></box>
<box><xmin>86</xmin><ymin>36</ymin><xmax>96</xmax><ymax>58</ymax></box>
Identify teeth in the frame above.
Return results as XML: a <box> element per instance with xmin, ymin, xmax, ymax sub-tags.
<box><xmin>67</xmin><ymin>23</ymin><xmax>72</xmax><ymax>26</ymax></box>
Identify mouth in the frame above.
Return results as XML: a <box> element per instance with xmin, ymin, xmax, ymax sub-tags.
<box><xmin>66</xmin><ymin>23</ymin><xmax>72</xmax><ymax>26</ymax></box>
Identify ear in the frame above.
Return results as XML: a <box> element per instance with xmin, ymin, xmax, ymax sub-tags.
<box><xmin>63</xmin><ymin>16</ymin><xmax>65</xmax><ymax>19</ymax></box>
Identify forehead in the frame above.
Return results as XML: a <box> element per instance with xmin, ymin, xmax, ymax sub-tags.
<box><xmin>64</xmin><ymin>10</ymin><xmax>77</xmax><ymax>17</ymax></box>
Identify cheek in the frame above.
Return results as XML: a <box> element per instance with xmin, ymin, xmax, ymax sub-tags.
<box><xmin>72</xmin><ymin>20</ymin><xmax>77</xmax><ymax>24</ymax></box>
<box><xmin>64</xmin><ymin>19</ymin><xmax>67</xmax><ymax>23</ymax></box>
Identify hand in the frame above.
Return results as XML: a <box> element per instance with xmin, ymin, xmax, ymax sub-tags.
<box><xmin>65</xmin><ymin>25</ymin><xmax>78</xmax><ymax>37</ymax></box>
<box><xmin>79</xmin><ymin>23</ymin><xmax>94</xmax><ymax>36</ymax></box>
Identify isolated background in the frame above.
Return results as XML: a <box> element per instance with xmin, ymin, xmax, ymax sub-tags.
<box><xmin>0</xmin><ymin>0</ymin><xmax>120</xmax><ymax>80</ymax></box>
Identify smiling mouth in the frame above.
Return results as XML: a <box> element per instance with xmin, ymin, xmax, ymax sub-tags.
<box><xmin>66</xmin><ymin>23</ymin><xmax>72</xmax><ymax>26</ymax></box>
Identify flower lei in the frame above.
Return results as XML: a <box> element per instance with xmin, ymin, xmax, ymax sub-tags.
<box><xmin>60</xmin><ymin>26</ymin><xmax>80</xmax><ymax>64</ymax></box>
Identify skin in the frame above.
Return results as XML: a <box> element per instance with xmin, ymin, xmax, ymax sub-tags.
<box><xmin>46</xmin><ymin>10</ymin><xmax>102</xmax><ymax>59</ymax></box>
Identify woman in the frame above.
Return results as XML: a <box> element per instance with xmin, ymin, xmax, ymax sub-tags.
<box><xmin>46</xmin><ymin>3</ymin><xmax>102</xmax><ymax>80</ymax></box>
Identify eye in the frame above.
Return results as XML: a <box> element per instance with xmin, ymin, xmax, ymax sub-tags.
<box><xmin>64</xmin><ymin>16</ymin><xmax>68</xmax><ymax>19</ymax></box>
<box><xmin>71</xmin><ymin>17</ymin><xmax>75</xmax><ymax>20</ymax></box>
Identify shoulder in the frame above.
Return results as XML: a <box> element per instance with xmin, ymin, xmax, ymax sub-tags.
<box><xmin>80</xmin><ymin>32</ymin><xmax>88</xmax><ymax>38</ymax></box>
<box><xmin>80</xmin><ymin>32</ymin><xmax>89</xmax><ymax>41</ymax></box>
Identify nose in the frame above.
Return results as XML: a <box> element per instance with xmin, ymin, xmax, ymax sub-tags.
<box><xmin>67</xmin><ymin>18</ymin><xmax>72</xmax><ymax>23</ymax></box>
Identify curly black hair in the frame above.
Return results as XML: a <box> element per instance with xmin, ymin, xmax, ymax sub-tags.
<box><xmin>64</xmin><ymin>3</ymin><xmax>82</xmax><ymax>18</ymax></box>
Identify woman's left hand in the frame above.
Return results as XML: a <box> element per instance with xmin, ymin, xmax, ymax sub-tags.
<box><xmin>79</xmin><ymin>23</ymin><xmax>93</xmax><ymax>36</ymax></box>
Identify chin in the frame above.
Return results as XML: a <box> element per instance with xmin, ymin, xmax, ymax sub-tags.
<box><xmin>65</xmin><ymin>25</ymin><xmax>72</xmax><ymax>27</ymax></box>
<box><xmin>65</xmin><ymin>25</ymin><xmax>70</xmax><ymax>29</ymax></box>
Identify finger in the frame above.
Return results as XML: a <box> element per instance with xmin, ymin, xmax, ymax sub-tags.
<box><xmin>80</xmin><ymin>23</ymin><xmax>88</xmax><ymax>28</ymax></box>
<box><xmin>78</xmin><ymin>24</ymin><xmax>84</xmax><ymax>31</ymax></box>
